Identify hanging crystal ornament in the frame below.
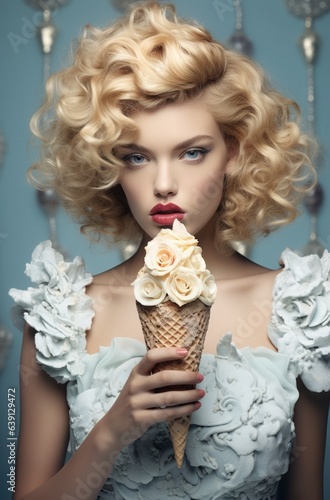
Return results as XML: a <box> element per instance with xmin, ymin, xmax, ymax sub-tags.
<box><xmin>227</xmin><ymin>0</ymin><xmax>253</xmax><ymax>56</ymax></box>
<box><xmin>299</xmin><ymin>14</ymin><xmax>319</xmax><ymax>130</ymax></box>
<box><xmin>26</xmin><ymin>0</ymin><xmax>70</xmax><ymax>257</ymax></box>
<box><xmin>285</xmin><ymin>0</ymin><xmax>330</xmax><ymax>256</ymax></box>
<box><xmin>302</xmin><ymin>183</ymin><xmax>325</xmax><ymax>256</ymax></box>
<box><xmin>299</xmin><ymin>15</ymin><xmax>324</xmax><ymax>256</ymax></box>
<box><xmin>285</xmin><ymin>0</ymin><xmax>330</xmax><ymax>18</ymax></box>
<box><xmin>227</xmin><ymin>1</ymin><xmax>253</xmax><ymax>257</ymax></box>
<box><xmin>39</xmin><ymin>8</ymin><xmax>57</xmax><ymax>82</ymax></box>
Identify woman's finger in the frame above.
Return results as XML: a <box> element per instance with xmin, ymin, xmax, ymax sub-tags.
<box><xmin>134</xmin><ymin>346</ymin><xmax>189</xmax><ymax>375</ymax></box>
<box><xmin>148</xmin><ymin>400</ymin><xmax>203</xmax><ymax>423</ymax></box>
<box><xmin>143</xmin><ymin>368</ymin><xmax>204</xmax><ymax>392</ymax></box>
<box><xmin>146</xmin><ymin>387</ymin><xmax>206</xmax><ymax>410</ymax></box>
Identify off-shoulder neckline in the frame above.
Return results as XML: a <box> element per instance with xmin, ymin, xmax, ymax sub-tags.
<box><xmin>84</xmin><ymin>264</ymin><xmax>284</xmax><ymax>357</ymax></box>
<box><xmin>85</xmin><ymin>335</ymin><xmax>283</xmax><ymax>360</ymax></box>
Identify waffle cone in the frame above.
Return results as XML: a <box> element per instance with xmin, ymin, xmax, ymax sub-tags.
<box><xmin>136</xmin><ymin>299</ymin><xmax>211</xmax><ymax>468</ymax></box>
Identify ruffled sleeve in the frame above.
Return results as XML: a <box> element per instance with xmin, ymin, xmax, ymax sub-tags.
<box><xmin>9</xmin><ymin>241</ymin><xmax>95</xmax><ymax>384</ymax></box>
<box><xmin>268</xmin><ymin>248</ymin><xmax>330</xmax><ymax>392</ymax></box>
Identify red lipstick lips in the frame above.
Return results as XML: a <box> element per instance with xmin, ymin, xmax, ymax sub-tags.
<box><xmin>150</xmin><ymin>203</ymin><xmax>185</xmax><ymax>226</ymax></box>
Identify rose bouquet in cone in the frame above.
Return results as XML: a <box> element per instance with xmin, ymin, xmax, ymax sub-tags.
<box><xmin>132</xmin><ymin>219</ymin><xmax>217</xmax><ymax>468</ymax></box>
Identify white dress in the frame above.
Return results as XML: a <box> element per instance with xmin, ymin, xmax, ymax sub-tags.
<box><xmin>9</xmin><ymin>242</ymin><xmax>330</xmax><ymax>499</ymax></box>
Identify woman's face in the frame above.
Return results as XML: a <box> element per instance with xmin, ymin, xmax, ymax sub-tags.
<box><xmin>118</xmin><ymin>98</ymin><xmax>236</xmax><ymax>239</ymax></box>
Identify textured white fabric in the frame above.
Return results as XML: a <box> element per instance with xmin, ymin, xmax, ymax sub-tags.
<box><xmin>10</xmin><ymin>241</ymin><xmax>94</xmax><ymax>382</ymax></box>
<box><xmin>269</xmin><ymin>249</ymin><xmax>330</xmax><ymax>392</ymax></box>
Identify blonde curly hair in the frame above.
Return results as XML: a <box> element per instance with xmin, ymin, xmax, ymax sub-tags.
<box><xmin>29</xmin><ymin>1</ymin><xmax>315</xmax><ymax>247</ymax></box>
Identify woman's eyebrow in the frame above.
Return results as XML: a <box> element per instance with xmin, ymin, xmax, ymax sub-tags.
<box><xmin>172</xmin><ymin>135</ymin><xmax>213</xmax><ymax>152</ymax></box>
<box><xmin>117</xmin><ymin>143</ymin><xmax>150</xmax><ymax>154</ymax></box>
<box><xmin>119</xmin><ymin>135</ymin><xmax>213</xmax><ymax>154</ymax></box>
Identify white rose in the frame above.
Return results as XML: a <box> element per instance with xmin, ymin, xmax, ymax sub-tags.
<box><xmin>156</xmin><ymin>220</ymin><xmax>198</xmax><ymax>250</ymax></box>
<box><xmin>182</xmin><ymin>246</ymin><xmax>206</xmax><ymax>273</ymax></box>
<box><xmin>144</xmin><ymin>240</ymin><xmax>182</xmax><ymax>277</ymax></box>
<box><xmin>199</xmin><ymin>270</ymin><xmax>217</xmax><ymax>306</ymax></box>
<box><xmin>165</xmin><ymin>267</ymin><xmax>203</xmax><ymax>306</ymax></box>
<box><xmin>132</xmin><ymin>275</ymin><xmax>166</xmax><ymax>306</ymax></box>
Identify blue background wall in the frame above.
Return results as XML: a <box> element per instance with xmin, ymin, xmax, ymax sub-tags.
<box><xmin>1</xmin><ymin>1</ymin><xmax>329</xmax><ymax>498</ymax></box>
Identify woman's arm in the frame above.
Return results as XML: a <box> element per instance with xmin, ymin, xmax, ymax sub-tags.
<box><xmin>14</xmin><ymin>324</ymin><xmax>204</xmax><ymax>500</ymax></box>
<box><xmin>279</xmin><ymin>378</ymin><xmax>330</xmax><ymax>500</ymax></box>
<box><xmin>13</xmin><ymin>323</ymin><xmax>70</xmax><ymax>499</ymax></box>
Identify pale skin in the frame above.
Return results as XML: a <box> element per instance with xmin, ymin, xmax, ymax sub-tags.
<box><xmin>14</xmin><ymin>99</ymin><xmax>329</xmax><ymax>499</ymax></box>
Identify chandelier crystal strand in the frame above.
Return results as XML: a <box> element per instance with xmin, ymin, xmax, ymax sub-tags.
<box><xmin>285</xmin><ymin>0</ymin><xmax>330</xmax><ymax>256</ymax></box>
<box><xmin>298</xmin><ymin>12</ymin><xmax>325</xmax><ymax>255</ymax></box>
<box><xmin>26</xmin><ymin>0</ymin><xmax>70</xmax><ymax>257</ymax></box>
<box><xmin>299</xmin><ymin>15</ymin><xmax>319</xmax><ymax>129</ymax></box>
<box><xmin>227</xmin><ymin>0</ymin><xmax>253</xmax><ymax>57</ymax></box>
<box><xmin>307</xmin><ymin>61</ymin><xmax>315</xmax><ymax>126</ymax></box>
<box><xmin>40</xmin><ymin>9</ymin><xmax>57</xmax><ymax>83</ymax></box>
<box><xmin>285</xmin><ymin>0</ymin><xmax>330</xmax><ymax>18</ymax></box>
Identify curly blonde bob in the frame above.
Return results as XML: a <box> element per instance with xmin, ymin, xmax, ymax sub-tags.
<box><xmin>29</xmin><ymin>1</ymin><xmax>315</xmax><ymax>247</ymax></box>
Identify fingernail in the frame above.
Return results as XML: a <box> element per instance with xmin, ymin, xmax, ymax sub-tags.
<box><xmin>176</xmin><ymin>348</ymin><xmax>188</xmax><ymax>356</ymax></box>
<box><xmin>194</xmin><ymin>402</ymin><xmax>202</xmax><ymax>410</ymax></box>
<box><xmin>196</xmin><ymin>373</ymin><xmax>204</xmax><ymax>382</ymax></box>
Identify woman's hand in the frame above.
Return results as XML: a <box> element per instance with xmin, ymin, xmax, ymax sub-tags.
<box><xmin>101</xmin><ymin>347</ymin><xmax>205</xmax><ymax>451</ymax></box>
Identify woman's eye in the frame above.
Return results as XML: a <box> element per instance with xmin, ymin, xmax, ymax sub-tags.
<box><xmin>182</xmin><ymin>148</ymin><xmax>209</xmax><ymax>161</ymax></box>
<box><xmin>123</xmin><ymin>153</ymin><xmax>148</xmax><ymax>166</ymax></box>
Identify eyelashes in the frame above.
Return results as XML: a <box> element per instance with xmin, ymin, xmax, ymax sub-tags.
<box><xmin>122</xmin><ymin>153</ymin><xmax>148</xmax><ymax>166</ymax></box>
<box><xmin>180</xmin><ymin>147</ymin><xmax>211</xmax><ymax>162</ymax></box>
<box><xmin>122</xmin><ymin>147</ymin><xmax>212</xmax><ymax>167</ymax></box>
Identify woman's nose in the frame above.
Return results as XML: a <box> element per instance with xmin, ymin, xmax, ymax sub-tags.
<box><xmin>153</xmin><ymin>160</ymin><xmax>178</xmax><ymax>197</ymax></box>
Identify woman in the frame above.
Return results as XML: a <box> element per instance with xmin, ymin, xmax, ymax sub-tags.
<box><xmin>10</xmin><ymin>2</ymin><xmax>329</xmax><ymax>499</ymax></box>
